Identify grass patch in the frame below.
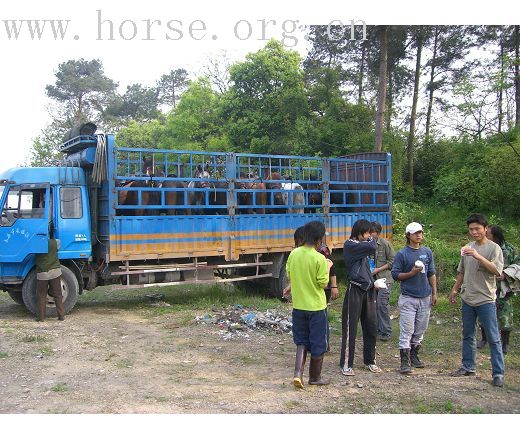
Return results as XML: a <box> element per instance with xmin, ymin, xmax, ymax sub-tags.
<box><xmin>0</xmin><ymin>351</ymin><xmax>8</xmax><ymax>358</ymax></box>
<box><xmin>79</xmin><ymin>283</ymin><xmax>284</xmax><ymax>315</ymax></box>
<box><xmin>21</xmin><ymin>334</ymin><xmax>46</xmax><ymax>343</ymax></box>
<box><xmin>237</xmin><ymin>354</ymin><xmax>257</xmax><ymax>365</ymax></box>
<box><xmin>50</xmin><ymin>383</ymin><xmax>68</xmax><ymax>392</ymax></box>
<box><xmin>116</xmin><ymin>358</ymin><xmax>134</xmax><ymax>368</ymax></box>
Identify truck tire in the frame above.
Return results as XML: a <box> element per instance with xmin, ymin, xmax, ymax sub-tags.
<box><xmin>22</xmin><ymin>266</ymin><xmax>80</xmax><ymax>317</ymax></box>
<box><xmin>7</xmin><ymin>288</ymin><xmax>24</xmax><ymax>305</ymax></box>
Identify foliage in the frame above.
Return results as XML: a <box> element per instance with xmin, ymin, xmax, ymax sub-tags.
<box><xmin>431</xmin><ymin>139</ymin><xmax>520</xmax><ymax>217</ymax></box>
<box><xmin>157</xmin><ymin>68</ymin><xmax>189</xmax><ymax>109</ymax></box>
<box><xmin>221</xmin><ymin>40</ymin><xmax>308</xmax><ymax>154</ymax></box>
<box><xmin>46</xmin><ymin>58</ymin><xmax>118</xmax><ymax>126</ymax></box>
<box><xmin>104</xmin><ymin>83</ymin><xmax>159</xmax><ymax>126</ymax></box>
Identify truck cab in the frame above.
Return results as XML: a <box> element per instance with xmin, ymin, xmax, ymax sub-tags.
<box><xmin>0</xmin><ymin>167</ymin><xmax>91</xmax><ymax>314</ymax></box>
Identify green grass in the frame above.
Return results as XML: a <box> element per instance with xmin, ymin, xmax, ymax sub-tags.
<box><xmin>0</xmin><ymin>352</ymin><xmax>8</xmax><ymax>358</ymax></box>
<box><xmin>79</xmin><ymin>283</ymin><xmax>284</xmax><ymax>315</ymax></box>
<box><xmin>21</xmin><ymin>334</ymin><xmax>47</xmax><ymax>343</ymax></box>
<box><xmin>50</xmin><ymin>383</ymin><xmax>68</xmax><ymax>392</ymax></box>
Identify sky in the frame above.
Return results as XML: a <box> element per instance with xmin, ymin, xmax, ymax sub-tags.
<box><xmin>0</xmin><ymin>0</ymin><xmax>516</xmax><ymax>170</ymax></box>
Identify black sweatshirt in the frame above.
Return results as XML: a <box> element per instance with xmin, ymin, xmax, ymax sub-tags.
<box><xmin>343</xmin><ymin>237</ymin><xmax>377</xmax><ymax>291</ymax></box>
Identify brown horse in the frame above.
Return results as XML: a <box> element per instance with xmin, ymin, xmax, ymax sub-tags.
<box><xmin>265</xmin><ymin>171</ymin><xmax>285</xmax><ymax>213</ymax></box>
<box><xmin>237</xmin><ymin>172</ymin><xmax>267</xmax><ymax>214</ymax></box>
<box><xmin>116</xmin><ymin>156</ymin><xmax>165</xmax><ymax>215</ymax></box>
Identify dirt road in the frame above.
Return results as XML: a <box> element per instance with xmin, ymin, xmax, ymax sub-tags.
<box><xmin>1</xmin><ymin>291</ymin><xmax>519</xmax><ymax>414</ymax></box>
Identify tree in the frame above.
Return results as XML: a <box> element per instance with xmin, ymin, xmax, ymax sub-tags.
<box><xmin>26</xmin><ymin>123</ymin><xmax>65</xmax><ymax>166</ymax></box>
<box><xmin>200</xmin><ymin>52</ymin><xmax>231</xmax><ymax>93</ymax></box>
<box><xmin>374</xmin><ymin>26</ymin><xmax>388</xmax><ymax>152</ymax></box>
<box><xmin>157</xmin><ymin>69</ymin><xmax>189</xmax><ymax>109</ymax></box>
<box><xmin>221</xmin><ymin>40</ymin><xmax>308</xmax><ymax>153</ymax></box>
<box><xmin>46</xmin><ymin>58</ymin><xmax>117</xmax><ymax>128</ymax></box>
<box><xmin>406</xmin><ymin>26</ymin><xmax>428</xmax><ymax>187</ymax></box>
<box><xmin>424</xmin><ymin>26</ymin><xmax>471</xmax><ymax>140</ymax></box>
<box><xmin>104</xmin><ymin>83</ymin><xmax>159</xmax><ymax>126</ymax></box>
<box><xmin>162</xmin><ymin>78</ymin><xmax>225</xmax><ymax>149</ymax></box>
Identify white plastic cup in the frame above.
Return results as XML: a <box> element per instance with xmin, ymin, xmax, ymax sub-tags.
<box><xmin>374</xmin><ymin>278</ymin><xmax>387</xmax><ymax>289</ymax></box>
<box><xmin>415</xmin><ymin>260</ymin><xmax>426</xmax><ymax>274</ymax></box>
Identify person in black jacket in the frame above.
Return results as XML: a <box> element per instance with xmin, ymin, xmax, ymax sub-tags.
<box><xmin>339</xmin><ymin>219</ymin><xmax>382</xmax><ymax>376</ymax></box>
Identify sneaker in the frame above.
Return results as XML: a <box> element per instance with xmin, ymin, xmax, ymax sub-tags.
<box><xmin>492</xmin><ymin>376</ymin><xmax>504</xmax><ymax>387</ymax></box>
<box><xmin>367</xmin><ymin>364</ymin><xmax>383</xmax><ymax>373</ymax></box>
<box><xmin>450</xmin><ymin>367</ymin><xmax>476</xmax><ymax>377</ymax></box>
<box><xmin>340</xmin><ymin>367</ymin><xmax>355</xmax><ymax>376</ymax></box>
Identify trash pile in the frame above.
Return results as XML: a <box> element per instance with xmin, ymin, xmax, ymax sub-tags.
<box><xmin>195</xmin><ymin>305</ymin><xmax>292</xmax><ymax>340</ymax></box>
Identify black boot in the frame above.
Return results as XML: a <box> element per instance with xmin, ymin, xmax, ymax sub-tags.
<box><xmin>293</xmin><ymin>345</ymin><xmax>307</xmax><ymax>389</ymax></box>
<box><xmin>477</xmin><ymin>326</ymin><xmax>487</xmax><ymax>349</ymax></box>
<box><xmin>410</xmin><ymin>344</ymin><xmax>425</xmax><ymax>368</ymax></box>
<box><xmin>400</xmin><ymin>349</ymin><xmax>412</xmax><ymax>374</ymax></box>
<box><xmin>308</xmin><ymin>356</ymin><xmax>330</xmax><ymax>385</ymax></box>
<box><xmin>501</xmin><ymin>330</ymin><xmax>510</xmax><ymax>354</ymax></box>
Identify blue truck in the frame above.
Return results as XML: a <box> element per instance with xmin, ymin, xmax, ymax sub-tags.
<box><xmin>0</xmin><ymin>125</ymin><xmax>392</xmax><ymax>317</ymax></box>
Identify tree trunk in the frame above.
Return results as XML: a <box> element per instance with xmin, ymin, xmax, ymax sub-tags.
<box><xmin>515</xmin><ymin>25</ymin><xmax>520</xmax><ymax>129</ymax></box>
<box><xmin>374</xmin><ymin>26</ymin><xmax>388</xmax><ymax>153</ymax></box>
<box><xmin>407</xmin><ymin>30</ymin><xmax>424</xmax><ymax>189</ymax></box>
<box><xmin>358</xmin><ymin>42</ymin><xmax>366</xmax><ymax>105</ymax></box>
<box><xmin>425</xmin><ymin>26</ymin><xmax>439</xmax><ymax>141</ymax></box>
<box><xmin>172</xmin><ymin>79</ymin><xmax>177</xmax><ymax>108</ymax></box>
<box><xmin>498</xmin><ymin>29</ymin><xmax>504</xmax><ymax>133</ymax></box>
<box><xmin>386</xmin><ymin>70</ymin><xmax>393</xmax><ymax>132</ymax></box>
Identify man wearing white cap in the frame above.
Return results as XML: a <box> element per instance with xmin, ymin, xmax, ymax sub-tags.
<box><xmin>391</xmin><ymin>222</ymin><xmax>438</xmax><ymax>374</ymax></box>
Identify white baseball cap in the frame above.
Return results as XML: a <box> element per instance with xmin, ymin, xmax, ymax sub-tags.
<box><xmin>406</xmin><ymin>222</ymin><xmax>423</xmax><ymax>234</ymax></box>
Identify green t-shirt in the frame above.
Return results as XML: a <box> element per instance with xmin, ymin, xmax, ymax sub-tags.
<box><xmin>286</xmin><ymin>245</ymin><xmax>329</xmax><ymax>311</ymax></box>
<box><xmin>457</xmin><ymin>240</ymin><xmax>504</xmax><ymax>306</ymax></box>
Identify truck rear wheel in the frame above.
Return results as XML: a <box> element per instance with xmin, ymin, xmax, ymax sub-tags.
<box><xmin>7</xmin><ymin>288</ymin><xmax>24</xmax><ymax>305</ymax></box>
<box><xmin>22</xmin><ymin>265</ymin><xmax>79</xmax><ymax>317</ymax></box>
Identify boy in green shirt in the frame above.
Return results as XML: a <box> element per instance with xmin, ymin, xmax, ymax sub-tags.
<box><xmin>286</xmin><ymin>221</ymin><xmax>333</xmax><ymax>389</ymax></box>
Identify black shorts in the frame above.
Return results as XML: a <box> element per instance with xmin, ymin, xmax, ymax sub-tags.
<box><xmin>292</xmin><ymin>308</ymin><xmax>328</xmax><ymax>357</ymax></box>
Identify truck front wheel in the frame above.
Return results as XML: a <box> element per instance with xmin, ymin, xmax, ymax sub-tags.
<box><xmin>7</xmin><ymin>288</ymin><xmax>24</xmax><ymax>305</ymax></box>
<box><xmin>22</xmin><ymin>265</ymin><xmax>80</xmax><ymax>317</ymax></box>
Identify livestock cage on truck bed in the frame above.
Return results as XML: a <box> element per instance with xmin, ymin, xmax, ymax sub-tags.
<box><xmin>0</xmin><ymin>129</ymin><xmax>392</xmax><ymax>316</ymax></box>
<box><xmin>92</xmin><ymin>134</ymin><xmax>392</xmax><ymax>289</ymax></box>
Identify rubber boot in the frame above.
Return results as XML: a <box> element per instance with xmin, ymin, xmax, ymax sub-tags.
<box><xmin>308</xmin><ymin>356</ymin><xmax>330</xmax><ymax>385</ymax></box>
<box><xmin>476</xmin><ymin>326</ymin><xmax>487</xmax><ymax>349</ymax></box>
<box><xmin>399</xmin><ymin>349</ymin><xmax>412</xmax><ymax>374</ymax></box>
<box><xmin>293</xmin><ymin>345</ymin><xmax>307</xmax><ymax>389</ymax></box>
<box><xmin>410</xmin><ymin>344</ymin><xmax>425</xmax><ymax>368</ymax></box>
<box><xmin>501</xmin><ymin>330</ymin><xmax>510</xmax><ymax>355</ymax></box>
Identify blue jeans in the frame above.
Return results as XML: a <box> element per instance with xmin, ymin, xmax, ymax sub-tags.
<box><xmin>377</xmin><ymin>286</ymin><xmax>392</xmax><ymax>337</ymax></box>
<box><xmin>461</xmin><ymin>300</ymin><xmax>504</xmax><ymax>378</ymax></box>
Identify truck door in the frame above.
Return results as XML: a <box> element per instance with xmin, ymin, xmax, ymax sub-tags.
<box><xmin>0</xmin><ymin>184</ymin><xmax>50</xmax><ymax>263</ymax></box>
<box><xmin>54</xmin><ymin>185</ymin><xmax>91</xmax><ymax>259</ymax></box>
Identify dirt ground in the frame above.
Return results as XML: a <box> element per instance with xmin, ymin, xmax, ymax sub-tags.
<box><xmin>1</xmin><ymin>289</ymin><xmax>519</xmax><ymax>414</ymax></box>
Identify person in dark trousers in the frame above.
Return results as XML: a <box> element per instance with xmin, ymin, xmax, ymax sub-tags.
<box><xmin>36</xmin><ymin>231</ymin><xmax>64</xmax><ymax>322</ymax></box>
<box><xmin>477</xmin><ymin>225</ymin><xmax>519</xmax><ymax>354</ymax></box>
<box><xmin>340</xmin><ymin>219</ymin><xmax>382</xmax><ymax>376</ymax></box>
<box><xmin>391</xmin><ymin>222</ymin><xmax>437</xmax><ymax>374</ymax></box>
<box><xmin>370</xmin><ymin>221</ymin><xmax>396</xmax><ymax>341</ymax></box>
<box><xmin>449</xmin><ymin>214</ymin><xmax>505</xmax><ymax>387</ymax></box>
<box><xmin>286</xmin><ymin>221</ymin><xmax>333</xmax><ymax>389</ymax></box>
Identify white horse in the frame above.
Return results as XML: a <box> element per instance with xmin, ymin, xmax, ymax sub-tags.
<box><xmin>281</xmin><ymin>182</ymin><xmax>305</xmax><ymax>214</ymax></box>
